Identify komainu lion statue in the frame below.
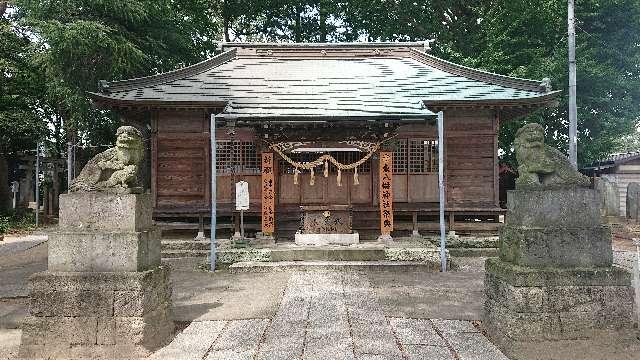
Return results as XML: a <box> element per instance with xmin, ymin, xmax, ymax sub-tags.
<box><xmin>514</xmin><ymin>123</ymin><xmax>590</xmax><ymax>189</ymax></box>
<box><xmin>70</xmin><ymin>126</ymin><xmax>144</xmax><ymax>193</ymax></box>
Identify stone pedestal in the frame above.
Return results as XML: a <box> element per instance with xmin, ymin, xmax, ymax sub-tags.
<box><xmin>19</xmin><ymin>193</ymin><xmax>173</xmax><ymax>359</ymax></box>
<box><xmin>484</xmin><ymin>188</ymin><xmax>634</xmax><ymax>348</ymax></box>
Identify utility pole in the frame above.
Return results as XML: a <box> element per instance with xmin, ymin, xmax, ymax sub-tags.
<box><xmin>35</xmin><ymin>143</ymin><xmax>41</xmax><ymax>227</ymax></box>
<box><xmin>568</xmin><ymin>0</ymin><xmax>578</xmax><ymax>168</ymax></box>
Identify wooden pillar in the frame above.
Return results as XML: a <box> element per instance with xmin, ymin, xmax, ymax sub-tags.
<box><xmin>261</xmin><ymin>152</ymin><xmax>275</xmax><ymax>235</ymax></box>
<box><xmin>378</xmin><ymin>151</ymin><xmax>393</xmax><ymax>241</ymax></box>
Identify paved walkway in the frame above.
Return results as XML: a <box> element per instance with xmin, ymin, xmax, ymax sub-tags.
<box><xmin>151</xmin><ymin>271</ymin><xmax>507</xmax><ymax>360</ymax></box>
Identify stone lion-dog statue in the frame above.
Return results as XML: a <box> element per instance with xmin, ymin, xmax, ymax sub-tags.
<box><xmin>514</xmin><ymin>123</ymin><xmax>590</xmax><ymax>189</ymax></box>
<box><xmin>70</xmin><ymin>126</ymin><xmax>144</xmax><ymax>193</ymax></box>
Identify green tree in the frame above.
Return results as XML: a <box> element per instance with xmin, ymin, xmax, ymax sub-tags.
<box><xmin>477</xmin><ymin>0</ymin><xmax>640</xmax><ymax>167</ymax></box>
<box><xmin>0</xmin><ymin>8</ymin><xmax>47</xmax><ymax>213</ymax></box>
<box><xmin>9</xmin><ymin>0</ymin><xmax>222</xmax><ymax>194</ymax></box>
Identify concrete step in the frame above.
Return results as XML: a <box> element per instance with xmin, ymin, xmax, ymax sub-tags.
<box><xmin>162</xmin><ymin>249</ymin><xmax>210</xmax><ymax>258</ymax></box>
<box><xmin>162</xmin><ymin>240</ymin><xmax>210</xmax><ymax>251</ymax></box>
<box><xmin>270</xmin><ymin>247</ymin><xmax>386</xmax><ymax>262</ymax></box>
<box><xmin>229</xmin><ymin>260</ymin><xmax>441</xmax><ymax>273</ymax></box>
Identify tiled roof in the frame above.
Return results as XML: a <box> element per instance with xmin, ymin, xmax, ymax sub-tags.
<box><xmin>583</xmin><ymin>151</ymin><xmax>640</xmax><ymax>170</ymax></box>
<box><xmin>90</xmin><ymin>42</ymin><xmax>559</xmax><ymax>120</ymax></box>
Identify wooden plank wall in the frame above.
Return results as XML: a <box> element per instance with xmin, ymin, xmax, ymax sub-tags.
<box><xmin>151</xmin><ymin>109</ymin><xmax>500</xmax><ymax>214</ymax></box>
<box><xmin>444</xmin><ymin>109</ymin><xmax>498</xmax><ymax>207</ymax></box>
<box><xmin>154</xmin><ymin>110</ymin><xmax>210</xmax><ymax>211</ymax></box>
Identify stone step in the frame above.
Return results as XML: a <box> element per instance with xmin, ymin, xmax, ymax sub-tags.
<box><xmin>270</xmin><ymin>247</ymin><xmax>386</xmax><ymax>262</ymax></box>
<box><xmin>162</xmin><ymin>240</ymin><xmax>210</xmax><ymax>251</ymax></box>
<box><xmin>228</xmin><ymin>260</ymin><xmax>441</xmax><ymax>273</ymax></box>
<box><xmin>162</xmin><ymin>249</ymin><xmax>210</xmax><ymax>258</ymax></box>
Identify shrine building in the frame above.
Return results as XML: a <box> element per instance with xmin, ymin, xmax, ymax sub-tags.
<box><xmin>90</xmin><ymin>42</ymin><xmax>559</xmax><ymax>241</ymax></box>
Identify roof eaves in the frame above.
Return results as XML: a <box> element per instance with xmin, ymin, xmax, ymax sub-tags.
<box><xmin>422</xmin><ymin>92</ymin><xmax>562</xmax><ymax>109</ymax></box>
<box><xmin>88</xmin><ymin>93</ymin><xmax>227</xmax><ymax>110</ymax></box>
<box><xmin>99</xmin><ymin>48</ymin><xmax>237</xmax><ymax>94</ymax></box>
<box><xmin>410</xmin><ymin>49</ymin><xmax>548</xmax><ymax>93</ymax></box>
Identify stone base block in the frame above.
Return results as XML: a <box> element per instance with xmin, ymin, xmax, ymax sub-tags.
<box><xmin>49</xmin><ymin>229</ymin><xmax>161</xmax><ymax>272</ymax></box>
<box><xmin>505</xmin><ymin>188</ymin><xmax>600</xmax><ymax>228</ymax></box>
<box><xmin>19</xmin><ymin>267</ymin><xmax>173</xmax><ymax>359</ymax></box>
<box><xmin>59</xmin><ymin>192</ymin><xmax>153</xmax><ymax>232</ymax></box>
<box><xmin>483</xmin><ymin>258</ymin><xmax>633</xmax><ymax>344</ymax></box>
<box><xmin>295</xmin><ymin>233</ymin><xmax>359</xmax><ymax>246</ymax></box>
<box><xmin>499</xmin><ymin>225</ymin><xmax>612</xmax><ymax>268</ymax></box>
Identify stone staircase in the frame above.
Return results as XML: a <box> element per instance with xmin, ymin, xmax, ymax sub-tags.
<box><xmin>161</xmin><ymin>239</ymin><xmax>210</xmax><ymax>259</ymax></box>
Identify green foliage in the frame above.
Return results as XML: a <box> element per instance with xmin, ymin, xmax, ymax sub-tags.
<box><xmin>8</xmin><ymin>0</ymin><xmax>221</xmax><ymax>153</ymax></box>
<box><xmin>0</xmin><ymin>18</ymin><xmax>47</xmax><ymax>154</ymax></box>
<box><xmin>477</xmin><ymin>0</ymin><xmax>640</xmax><ymax>167</ymax></box>
<box><xmin>0</xmin><ymin>210</ymin><xmax>36</xmax><ymax>235</ymax></box>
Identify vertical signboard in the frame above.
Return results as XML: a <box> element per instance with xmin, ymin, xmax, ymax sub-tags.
<box><xmin>379</xmin><ymin>151</ymin><xmax>393</xmax><ymax>235</ymax></box>
<box><xmin>261</xmin><ymin>152</ymin><xmax>275</xmax><ymax>234</ymax></box>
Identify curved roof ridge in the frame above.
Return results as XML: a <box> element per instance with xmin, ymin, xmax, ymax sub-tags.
<box><xmin>102</xmin><ymin>48</ymin><xmax>237</xmax><ymax>93</ymax></box>
<box><xmin>220</xmin><ymin>41</ymin><xmax>425</xmax><ymax>49</ymax></box>
<box><xmin>410</xmin><ymin>48</ymin><xmax>547</xmax><ymax>93</ymax></box>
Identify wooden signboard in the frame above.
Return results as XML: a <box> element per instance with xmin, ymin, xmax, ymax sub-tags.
<box><xmin>261</xmin><ymin>153</ymin><xmax>275</xmax><ymax>234</ymax></box>
<box><xmin>379</xmin><ymin>151</ymin><xmax>393</xmax><ymax>234</ymax></box>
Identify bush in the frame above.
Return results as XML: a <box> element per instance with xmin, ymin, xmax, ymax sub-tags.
<box><xmin>0</xmin><ymin>210</ymin><xmax>36</xmax><ymax>235</ymax></box>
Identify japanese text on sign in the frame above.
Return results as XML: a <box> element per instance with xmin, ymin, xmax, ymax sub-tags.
<box><xmin>379</xmin><ymin>151</ymin><xmax>393</xmax><ymax>234</ymax></box>
<box><xmin>261</xmin><ymin>153</ymin><xmax>275</xmax><ymax>234</ymax></box>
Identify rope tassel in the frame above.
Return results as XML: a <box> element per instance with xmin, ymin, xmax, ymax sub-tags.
<box><xmin>293</xmin><ymin>167</ymin><xmax>300</xmax><ymax>185</ymax></box>
<box><xmin>310</xmin><ymin>167</ymin><xmax>315</xmax><ymax>186</ymax></box>
<box><xmin>337</xmin><ymin>169</ymin><xmax>342</xmax><ymax>187</ymax></box>
<box><xmin>323</xmin><ymin>160</ymin><xmax>329</xmax><ymax>178</ymax></box>
<box><xmin>353</xmin><ymin>167</ymin><xmax>359</xmax><ymax>185</ymax></box>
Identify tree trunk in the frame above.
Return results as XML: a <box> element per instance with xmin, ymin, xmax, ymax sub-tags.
<box><xmin>295</xmin><ymin>6</ymin><xmax>302</xmax><ymax>42</ymax></box>
<box><xmin>0</xmin><ymin>155</ymin><xmax>10</xmax><ymax>214</ymax></box>
<box><xmin>319</xmin><ymin>1</ymin><xmax>327</xmax><ymax>42</ymax></box>
<box><xmin>223</xmin><ymin>0</ymin><xmax>230</xmax><ymax>42</ymax></box>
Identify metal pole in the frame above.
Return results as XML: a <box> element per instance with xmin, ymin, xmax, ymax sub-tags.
<box><xmin>210</xmin><ymin>114</ymin><xmax>217</xmax><ymax>271</ymax></box>
<box><xmin>568</xmin><ymin>0</ymin><xmax>578</xmax><ymax>168</ymax></box>
<box><xmin>240</xmin><ymin>209</ymin><xmax>244</xmax><ymax>240</ymax></box>
<box><xmin>67</xmin><ymin>141</ymin><xmax>73</xmax><ymax>190</ymax></box>
<box><xmin>437</xmin><ymin>111</ymin><xmax>447</xmax><ymax>272</ymax></box>
<box><xmin>35</xmin><ymin>143</ymin><xmax>41</xmax><ymax>228</ymax></box>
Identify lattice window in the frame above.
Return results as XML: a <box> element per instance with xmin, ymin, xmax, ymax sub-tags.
<box><xmin>216</xmin><ymin>140</ymin><xmax>260</xmax><ymax>175</ymax></box>
<box><xmin>216</xmin><ymin>140</ymin><xmax>235</xmax><ymax>174</ymax></box>
<box><xmin>241</xmin><ymin>141</ymin><xmax>260</xmax><ymax>174</ymax></box>
<box><xmin>408</xmin><ymin>139</ymin><xmax>438</xmax><ymax>174</ymax></box>
<box><xmin>393</xmin><ymin>139</ymin><xmax>408</xmax><ymax>174</ymax></box>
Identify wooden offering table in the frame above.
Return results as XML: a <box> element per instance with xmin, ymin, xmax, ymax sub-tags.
<box><xmin>294</xmin><ymin>205</ymin><xmax>359</xmax><ymax>245</ymax></box>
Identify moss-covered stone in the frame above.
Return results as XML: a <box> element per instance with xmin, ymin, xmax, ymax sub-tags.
<box><xmin>217</xmin><ymin>248</ymin><xmax>271</xmax><ymax>264</ymax></box>
<box><xmin>485</xmin><ymin>258</ymin><xmax>631</xmax><ymax>287</ymax></box>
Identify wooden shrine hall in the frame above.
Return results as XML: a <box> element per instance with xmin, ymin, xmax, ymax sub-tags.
<box><xmin>90</xmin><ymin>42</ymin><xmax>559</xmax><ymax>241</ymax></box>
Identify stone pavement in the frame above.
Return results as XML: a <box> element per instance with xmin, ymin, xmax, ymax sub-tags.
<box><xmin>151</xmin><ymin>271</ymin><xmax>508</xmax><ymax>360</ymax></box>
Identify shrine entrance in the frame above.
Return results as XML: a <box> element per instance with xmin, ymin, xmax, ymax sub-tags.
<box><xmin>266</xmin><ymin>140</ymin><xmax>383</xmax><ymax>244</ymax></box>
<box><xmin>277</xmin><ymin>146</ymin><xmax>374</xmax><ymax>207</ymax></box>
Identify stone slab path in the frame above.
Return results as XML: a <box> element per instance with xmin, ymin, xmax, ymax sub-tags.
<box><xmin>151</xmin><ymin>271</ymin><xmax>508</xmax><ymax>360</ymax></box>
